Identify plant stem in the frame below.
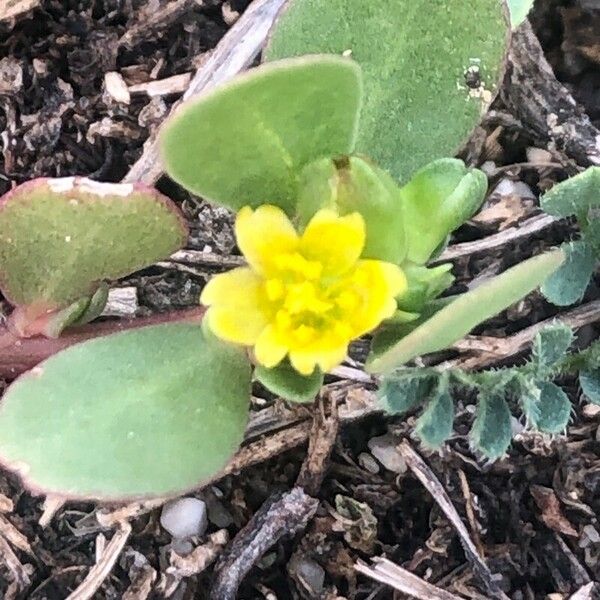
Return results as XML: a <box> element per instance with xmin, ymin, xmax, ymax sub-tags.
<box><xmin>0</xmin><ymin>306</ymin><xmax>205</xmax><ymax>380</ymax></box>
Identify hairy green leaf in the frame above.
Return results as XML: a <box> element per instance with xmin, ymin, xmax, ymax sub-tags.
<box><xmin>400</xmin><ymin>159</ymin><xmax>488</xmax><ymax>264</ymax></box>
<box><xmin>533</xmin><ymin>381</ymin><xmax>571</xmax><ymax>434</ymax></box>
<box><xmin>0</xmin><ymin>324</ymin><xmax>251</xmax><ymax>499</ymax></box>
<box><xmin>379</xmin><ymin>370</ymin><xmax>436</xmax><ymax>414</ymax></box>
<box><xmin>160</xmin><ymin>56</ymin><xmax>362</xmax><ymax>213</ymax></box>
<box><xmin>265</xmin><ymin>0</ymin><xmax>508</xmax><ymax>182</ymax></box>
<box><xmin>367</xmin><ymin>251</ymin><xmax>565</xmax><ymax>373</ymax></box>
<box><xmin>580</xmin><ymin>369</ymin><xmax>600</xmax><ymax>404</ymax></box>
<box><xmin>531</xmin><ymin>323</ymin><xmax>574</xmax><ymax>374</ymax></box>
<box><xmin>297</xmin><ymin>156</ymin><xmax>407</xmax><ymax>263</ymax></box>
<box><xmin>0</xmin><ymin>178</ymin><xmax>187</xmax><ymax>311</ymax></box>
<box><xmin>541</xmin><ymin>240</ymin><xmax>595</xmax><ymax>306</ymax></box>
<box><xmin>415</xmin><ymin>378</ymin><xmax>454</xmax><ymax>448</ymax></box>
<box><xmin>255</xmin><ymin>360</ymin><xmax>323</xmax><ymax>403</ymax></box>
<box><xmin>470</xmin><ymin>389</ymin><xmax>512</xmax><ymax>460</ymax></box>
<box><xmin>541</xmin><ymin>167</ymin><xmax>600</xmax><ymax>218</ymax></box>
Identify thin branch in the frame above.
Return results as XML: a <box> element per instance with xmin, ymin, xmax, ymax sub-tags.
<box><xmin>0</xmin><ymin>307</ymin><xmax>205</xmax><ymax>379</ymax></box>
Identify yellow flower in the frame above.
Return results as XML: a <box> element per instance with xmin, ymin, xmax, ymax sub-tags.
<box><xmin>201</xmin><ymin>205</ymin><xmax>406</xmax><ymax>375</ymax></box>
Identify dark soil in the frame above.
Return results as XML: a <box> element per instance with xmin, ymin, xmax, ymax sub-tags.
<box><xmin>0</xmin><ymin>1</ymin><xmax>599</xmax><ymax>599</ymax></box>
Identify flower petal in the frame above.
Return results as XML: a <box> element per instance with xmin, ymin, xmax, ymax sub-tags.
<box><xmin>200</xmin><ymin>267</ymin><xmax>270</xmax><ymax>345</ymax></box>
<box><xmin>289</xmin><ymin>338</ymin><xmax>348</xmax><ymax>375</ymax></box>
<box><xmin>349</xmin><ymin>260</ymin><xmax>407</xmax><ymax>336</ymax></box>
<box><xmin>254</xmin><ymin>325</ymin><xmax>289</xmax><ymax>369</ymax></box>
<box><xmin>300</xmin><ymin>209</ymin><xmax>365</xmax><ymax>276</ymax></box>
<box><xmin>236</xmin><ymin>205</ymin><xmax>298</xmax><ymax>275</ymax></box>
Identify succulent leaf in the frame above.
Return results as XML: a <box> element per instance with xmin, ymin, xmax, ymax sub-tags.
<box><xmin>399</xmin><ymin>159</ymin><xmax>488</xmax><ymax>264</ymax></box>
<box><xmin>470</xmin><ymin>389</ymin><xmax>512</xmax><ymax>460</ymax></box>
<box><xmin>0</xmin><ymin>177</ymin><xmax>187</xmax><ymax>312</ymax></box>
<box><xmin>265</xmin><ymin>0</ymin><xmax>508</xmax><ymax>182</ymax></box>
<box><xmin>541</xmin><ymin>240</ymin><xmax>596</xmax><ymax>306</ymax></box>
<box><xmin>367</xmin><ymin>251</ymin><xmax>565</xmax><ymax>373</ymax></box>
<box><xmin>508</xmin><ymin>0</ymin><xmax>534</xmax><ymax>28</ymax></box>
<box><xmin>0</xmin><ymin>324</ymin><xmax>251</xmax><ymax>500</ymax></box>
<box><xmin>160</xmin><ymin>56</ymin><xmax>362</xmax><ymax>214</ymax></box>
<box><xmin>255</xmin><ymin>360</ymin><xmax>323</xmax><ymax>403</ymax></box>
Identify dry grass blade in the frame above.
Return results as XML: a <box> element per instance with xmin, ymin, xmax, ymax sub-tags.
<box><xmin>399</xmin><ymin>440</ymin><xmax>510</xmax><ymax>600</ymax></box>
<box><xmin>436</xmin><ymin>214</ymin><xmax>558</xmax><ymax>263</ymax></box>
<box><xmin>569</xmin><ymin>583</ymin><xmax>598</xmax><ymax>600</ymax></box>
<box><xmin>355</xmin><ymin>557</ymin><xmax>465</xmax><ymax>600</ymax></box>
<box><xmin>66</xmin><ymin>522</ymin><xmax>132</xmax><ymax>600</ymax></box>
<box><xmin>123</xmin><ymin>0</ymin><xmax>287</xmax><ymax>185</ymax></box>
<box><xmin>0</xmin><ymin>514</ymin><xmax>35</xmax><ymax>556</ymax></box>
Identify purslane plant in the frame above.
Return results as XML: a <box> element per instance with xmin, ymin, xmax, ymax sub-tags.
<box><xmin>0</xmin><ymin>0</ymin><xmax>582</xmax><ymax>500</ymax></box>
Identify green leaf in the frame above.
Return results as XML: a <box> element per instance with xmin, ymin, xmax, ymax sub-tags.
<box><xmin>520</xmin><ymin>377</ymin><xmax>541</xmax><ymax>425</ymax></box>
<box><xmin>265</xmin><ymin>0</ymin><xmax>508</xmax><ymax>182</ymax></box>
<box><xmin>160</xmin><ymin>56</ymin><xmax>362</xmax><ymax>214</ymax></box>
<box><xmin>415</xmin><ymin>377</ymin><xmax>454</xmax><ymax>448</ymax></box>
<box><xmin>297</xmin><ymin>156</ymin><xmax>407</xmax><ymax>263</ymax></box>
<box><xmin>541</xmin><ymin>167</ymin><xmax>600</xmax><ymax>218</ymax></box>
<box><xmin>541</xmin><ymin>240</ymin><xmax>596</xmax><ymax>306</ymax></box>
<box><xmin>532</xmin><ymin>381</ymin><xmax>571</xmax><ymax>434</ymax></box>
<box><xmin>367</xmin><ymin>251</ymin><xmax>565</xmax><ymax>373</ymax></box>
<box><xmin>470</xmin><ymin>389</ymin><xmax>512</xmax><ymax>460</ymax></box>
<box><xmin>531</xmin><ymin>323</ymin><xmax>574</xmax><ymax>374</ymax></box>
<box><xmin>0</xmin><ymin>324</ymin><xmax>251</xmax><ymax>500</ymax></box>
<box><xmin>0</xmin><ymin>177</ymin><xmax>187</xmax><ymax>311</ymax></box>
<box><xmin>255</xmin><ymin>360</ymin><xmax>323</xmax><ymax>403</ymax></box>
<box><xmin>399</xmin><ymin>159</ymin><xmax>488</xmax><ymax>264</ymax></box>
<box><xmin>580</xmin><ymin>369</ymin><xmax>600</xmax><ymax>404</ymax></box>
<box><xmin>508</xmin><ymin>0</ymin><xmax>534</xmax><ymax>28</ymax></box>
<box><xmin>397</xmin><ymin>263</ymin><xmax>455</xmax><ymax>314</ymax></box>
<box><xmin>378</xmin><ymin>370</ymin><xmax>436</xmax><ymax>414</ymax></box>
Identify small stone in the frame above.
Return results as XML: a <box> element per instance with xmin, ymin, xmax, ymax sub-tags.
<box><xmin>358</xmin><ymin>452</ymin><xmax>380</xmax><ymax>474</ymax></box>
<box><xmin>368</xmin><ymin>434</ymin><xmax>406</xmax><ymax>474</ymax></box>
<box><xmin>292</xmin><ymin>557</ymin><xmax>325</xmax><ymax>594</ymax></box>
<box><xmin>160</xmin><ymin>497</ymin><xmax>208</xmax><ymax>540</ymax></box>
<box><xmin>582</xmin><ymin>403</ymin><xmax>600</xmax><ymax>419</ymax></box>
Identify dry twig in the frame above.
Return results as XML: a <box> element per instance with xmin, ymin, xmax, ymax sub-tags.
<box><xmin>66</xmin><ymin>522</ymin><xmax>132</xmax><ymax>600</ymax></box>
<box><xmin>399</xmin><ymin>440</ymin><xmax>510</xmax><ymax>600</ymax></box>
<box><xmin>356</xmin><ymin>557</ymin><xmax>465</xmax><ymax>600</ymax></box>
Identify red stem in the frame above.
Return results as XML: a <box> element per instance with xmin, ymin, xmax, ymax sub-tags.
<box><xmin>0</xmin><ymin>307</ymin><xmax>205</xmax><ymax>380</ymax></box>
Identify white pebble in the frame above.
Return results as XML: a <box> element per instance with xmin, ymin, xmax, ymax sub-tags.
<box><xmin>160</xmin><ymin>497</ymin><xmax>208</xmax><ymax>540</ymax></box>
<box><xmin>368</xmin><ymin>434</ymin><xmax>406</xmax><ymax>474</ymax></box>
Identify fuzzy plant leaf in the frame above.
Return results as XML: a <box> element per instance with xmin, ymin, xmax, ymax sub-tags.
<box><xmin>541</xmin><ymin>167</ymin><xmax>600</xmax><ymax>218</ymax></box>
<box><xmin>0</xmin><ymin>324</ymin><xmax>251</xmax><ymax>500</ymax></box>
<box><xmin>531</xmin><ymin>323</ymin><xmax>574</xmax><ymax>375</ymax></box>
<box><xmin>160</xmin><ymin>56</ymin><xmax>362</xmax><ymax>214</ymax></box>
<box><xmin>297</xmin><ymin>156</ymin><xmax>407</xmax><ymax>263</ymax></box>
<box><xmin>379</xmin><ymin>370</ymin><xmax>437</xmax><ymax>414</ymax></box>
<box><xmin>541</xmin><ymin>240</ymin><xmax>596</xmax><ymax>306</ymax></box>
<box><xmin>532</xmin><ymin>381</ymin><xmax>572</xmax><ymax>434</ymax></box>
<box><xmin>255</xmin><ymin>360</ymin><xmax>323</xmax><ymax>403</ymax></box>
<box><xmin>470</xmin><ymin>388</ymin><xmax>512</xmax><ymax>460</ymax></box>
<box><xmin>415</xmin><ymin>378</ymin><xmax>454</xmax><ymax>449</ymax></box>
<box><xmin>508</xmin><ymin>0</ymin><xmax>534</xmax><ymax>27</ymax></box>
<box><xmin>367</xmin><ymin>251</ymin><xmax>565</xmax><ymax>373</ymax></box>
<box><xmin>0</xmin><ymin>177</ymin><xmax>187</xmax><ymax>313</ymax></box>
<box><xmin>265</xmin><ymin>0</ymin><xmax>508</xmax><ymax>182</ymax></box>
<box><xmin>399</xmin><ymin>159</ymin><xmax>488</xmax><ymax>264</ymax></box>
<box><xmin>580</xmin><ymin>369</ymin><xmax>600</xmax><ymax>404</ymax></box>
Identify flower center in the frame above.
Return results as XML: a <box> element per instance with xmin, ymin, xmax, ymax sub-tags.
<box><xmin>264</xmin><ymin>251</ymin><xmax>360</xmax><ymax>346</ymax></box>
